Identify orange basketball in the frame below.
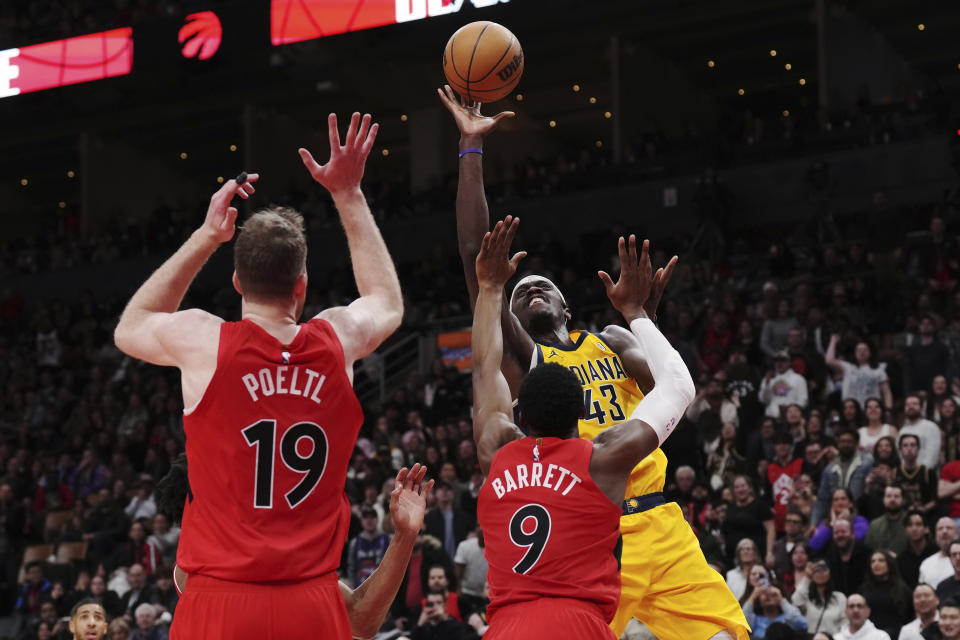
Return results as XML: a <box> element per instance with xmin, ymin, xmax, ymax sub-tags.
<box><xmin>442</xmin><ymin>21</ymin><xmax>523</xmax><ymax>103</ymax></box>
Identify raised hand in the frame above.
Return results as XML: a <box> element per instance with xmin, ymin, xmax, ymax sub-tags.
<box><xmin>390</xmin><ymin>463</ymin><xmax>434</xmax><ymax>538</ymax></box>
<box><xmin>644</xmin><ymin>253</ymin><xmax>678</xmax><ymax>319</ymax></box>
<box><xmin>299</xmin><ymin>112</ymin><xmax>378</xmax><ymax>197</ymax></box>
<box><xmin>475</xmin><ymin>216</ymin><xmax>526</xmax><ymax>288</ymax></box>
<box><xmin>437</xmin><ymin>85</ymin><xmax>514</xmax><ymax>139</ymax></box>
<box><xmin>200</xmin><ymin>172</ymin><xmax>259</xmax><ymax>244</ymax></box>
<box><xmin>598</xmin><ymin>235</ymin><xmax>653</xmax><ymax>321</ymax></box>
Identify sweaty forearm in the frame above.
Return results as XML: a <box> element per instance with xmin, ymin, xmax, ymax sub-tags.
<box><xmin>334</xmin><ymin>189</ymin><xmax>402</xmax><ymax>306</ymax></box>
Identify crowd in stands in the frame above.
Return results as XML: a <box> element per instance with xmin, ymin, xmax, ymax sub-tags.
<box><xmin>0</xmin><ymin>32</ymin><xmax>957</xmax><ymax>636</ymax></box>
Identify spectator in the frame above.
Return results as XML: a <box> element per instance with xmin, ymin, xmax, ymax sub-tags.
<box><xmin>899</xmin><ymin>511</ymin><xmax>939</xmax><ymax>589</ymax></box>
<box><xmin>453</xmin><ymin>528</ymin><xmax>488</xmax><ymax>619</ymax></box>
<box><xmin>813</xmin><ymin>430</ymin><xmax>873</xmax><ymax>526</ymax></box>
<box><xmin>937</xmin><ymin>540</ymin><xmax>960</xmax><ymax>603</ymax></box>
<box><xmin>773</xmin><ymin>509</ymin><xmax>809</xmax><ymax>579</ymax></box>
<box><xmin>421</xmin><ymin>564</ymin><xmax>462</xmax><ymax>621</ymax></box>
<box><xmin>811</xmin><ymin>488</ymin><xmax>870</xmax><ymax>552</ymax></box>
<box><xmin>941</xmin><ymin>399</ymin><xmax>960</xmax><ymax>463</ymax></box>
<box><xmin>16</xmin><ymin>561</ymin><xmax>51</xmax><ymax>617</ymax></box>
<box><xmin>825</xmin><ymin>335</ymin><xmax>893</xmax><ymax>412</ymax></box>
<box><xmin>865</xmin><ymin>485</ymin><xmax>908</xmax><ymax>555</ymax></box>
<box><xmin>920</xmin><ymin>519</ymin><xmax>960</xmax><ymax>589</ymax></box>
<box><xmin>89</xmin><ymin>574</ymin><xmax>124</xmax><ymax>619</ymax></box>
<box><xmin>769</xmin><ymin>431</ymin><xmax>804</xmax><ymax>534</ymax></box>
<box><xmin>723</xmin><ymin>475</ymin><xmax>775</xmax><ymax>567</ymax></box>
<box><xmin>411</xmin><ymin>590</ymin><xmax>469</xmax><ymax>640</ymax></box>
<box><xmin>859</xmin><ymin>398</ymin><xmax>899</xmax><ymax>456</ymax></box>
<box><xmin>346</xmin><ymin>506</ymin><xmax>392</xmax><ymax>588</ymax></box>
<box><xmin>33</xmin><ymin>468</ymin><xmax>74</xmax><ymax>513</ymax></box>
<box><xmin>424</xmin><ymin>481</ymin><xmax>471</xmax><ymax>559</ymax></box>
<box><xmin>124</xmin><ymin>475</ymin><xmax>158</xmax><ymax>523</ymax></box>
<box><xmin>741</xmin><ymin>564</ymin><xmax>774</xmax><ymax>607</ymax></box>
<box><xmin>905</xmin><ymin>316</ymin><xmax>949</xmax><ymax>393</ymax></box>
<box><xmin>762</xmin><ymin>300</ymin><xmax>801</xmax><ymax>360</ymax></box>
<box><xmin>687</xmin><ymin>373</ymin><xmax>739</xmax><ymax>430</ymax></box>
<box><xmin>131</xmin><ymin>603</ymin><xmax>167</xmax><ymax>640</ymax></box>
<box><xmin>120</xmin><ymin>564</ymin><xmax>151</xmax><ymax>619</ymax></box>
<box><xmin>894</xmin><ymin>434</ymin><xmax>937</xmax><ymax>516</ymax></box>
<box><xmin>824</xmin><ymin>519</ymin><xmax>871</xmax><ymax>596</ymax></box>
<box><xmin>783</xmin><ymin>542</ymin><xmax>810</xmax><ymax>596</ymax></box>
<box><xmin>835</xmin><ymin>594</ymin><xmax>891</xmax><ymax>640</ymax></box>
<box><xmin>68</xmin><ymin>449</ymin><xmax>110</xmax><ymax>500</ymax></box>
<box><xmin>920</xmin><ymin>598</ymin><xmax>960</xmax><ymax>640</ymax></box>
<box><xmin>110</xmin><ymin>521</ymin><xmax>161</xmax><ymax>575</ymax></box>
<box><xmin>898</xmin><ymin>583</ymin><xmax>939</xmax><ymax>640</ymax></box>
<box><xmin>873</xmin><ymin>437</ymin><xmax>901</xmax><ymax>469</ymax></box>
<box><xmin>928</xmin><ymin>376</ymin><xmax>960</xmax><ymax>423</ymax></box>
<box><xmin>148</xmin><ymin>565</ymin><xmax>178</xmax><ymax>615</ymax></box>
<box><xmin>727</xmin><ymin>538</ymin><xmax>761</xmax><ymax>600</ymax></box>
<box><xmin>859</xmin><ymin>550</ymin><xmax>913</xmax><ymax>638</ymax></box>
<box><xmin>706</xmin><ymin>423</ymin><xmax>746</xmax><ymax>492</ymax></box>
<box><xmin>938</xmin><ymin>455</ymin><xmax>960</xmax><ymax>523</ymax></box>
<box><xmin>793</xmin><ymin>559</ymin><xmax>848</xmax><ymax>637</ymax></box>
<box><xmin>900</xmin><ymin>396</ymin><xmax>942</xmax><ymax>471</ymax></box>
<box><xmin>760</xmin><ymin>350</ymin><xmax>809</xmax><ymax>418</ymax></box>
<box><xmin>743</xmin><ymin>585</ymin><xmax>808</xmax><ymax>639</ymax></box>
<box><xmin>146</xmin><ymin>513</ymin><xmax>179</xmax><ymax>568</ymax></box>
<box><xmin>108</xmin><ymin>618</ymin><xmax>132</xmax><ymax>640</ymax></box>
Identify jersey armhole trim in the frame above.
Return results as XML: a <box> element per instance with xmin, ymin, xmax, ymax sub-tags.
<box><xmin>183</xmin><ymin>322</ymin><xmax>228</xmax><ymax>417</ymax></box>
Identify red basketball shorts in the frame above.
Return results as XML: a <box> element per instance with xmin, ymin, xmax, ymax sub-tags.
<box><xmin>484</xmin><ymin>597</ymin><xmax>617</xmax><ymax>640</ymax></box>
<box><xmin>169</xmin><ymin>571</ymin><xmax>350</xmax><ymax>640</ymax></box>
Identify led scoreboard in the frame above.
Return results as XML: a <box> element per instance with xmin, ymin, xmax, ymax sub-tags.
<box><xmin>0</xmin><ymin>0</ymin><xmax>509</xmax><ymax>100</ymax></box>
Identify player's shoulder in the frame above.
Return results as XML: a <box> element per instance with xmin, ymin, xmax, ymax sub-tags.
<box><xmin>161</xmin><ymin>308</ymin><xmax>224</xmax><ymax>339</ymax></box>
<box><xmin>597</xmin><ymin>324</ymin><xmax>636</xmax><ymax>351</ymax></box>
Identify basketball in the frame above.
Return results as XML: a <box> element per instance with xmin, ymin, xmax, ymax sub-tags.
<box><xmin>443</xmin><ymin>21</ymin><xmax>524</xmax><ymax>103</ymax></box>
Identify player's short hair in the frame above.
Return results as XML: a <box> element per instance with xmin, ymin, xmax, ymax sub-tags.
<box><xmin>234</xmin><ymin>207</ymin><xmax>307</xmax><ymax>301</ymax></box>
<box><xmin>517</xmin><ymin>363</ymin><xmax>584</xmax><ymax>437</ymax></box>
<box><xmin>70</xmin><ymin>598</ymin><xmax>106</xmax><ymax>619</ymax></box>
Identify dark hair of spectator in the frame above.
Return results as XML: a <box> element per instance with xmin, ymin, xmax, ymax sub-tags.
<box><xmin>807</xmin><ymin>561</ymin><xmax>838</xmax><ymax>608</ymax></box>
<box><xmin>840</xmin><ymin>399</ymin><xmax>864</xmax><ymax>430</ymax></box>
<box><xmin>941</xmin><ymin>597</ymin><xmax>960</xmax><ymax>611</ymax></box>
<box><xmin>24</xmin><ymin>560</ymin><xmax>42</xmax><ymax>573</ymax></box>
<box><xmin>903</xmin><ymin>509</ymin><xmax>927</xmax><ymax>529</ymax></box>
<box><xmin>863</xmin><ymin>549</ymin><xmax>908</xmax><ymax>589</ymax></box>
<box><xmin>835</xmin><ymin>428</ymin><xmax>859</xmax><ymax>443</ymax></box>
<box><xmin>872</xmin><ymin>436</ymin><xmax>899</xmax><ymax>468</ymax></box>
<box><xmin>517</xmin><ymin>363</ymin><xmax>584</xmax><ymax>437</ymax></box>
<box><xmin>234</xmin><ymin>207</ymin><xmax>307</xmax><ymax>302</ymax></box>
<box><xmin>773</xmin><ymin>430</ymin><xmax>793</xmax><ymax>445</ymax></box>
<box><xmin>898</xmin><ymin>433</ymin><xmax>921</xmax><ymax>449</ymax></box>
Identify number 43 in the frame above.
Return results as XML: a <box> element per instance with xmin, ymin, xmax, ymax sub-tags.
<box><xmin>242</xmin><ymin>419</ymin><xmax>329</xmax><ymax>509</ymax></box>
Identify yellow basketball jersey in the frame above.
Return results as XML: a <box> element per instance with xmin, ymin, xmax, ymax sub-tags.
<box><xmin>533</xmin><ymin>330</ymin><xmax>668</xmax><ymax>499</ymax></box>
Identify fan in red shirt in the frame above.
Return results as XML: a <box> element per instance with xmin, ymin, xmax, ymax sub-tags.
<box><xmin>767</xmin><ymin>430</ymin><xmax>804</xmax><ymax>535</ymax></box>
<box><xmin>469</xmin><ymin>219</ymin><xmax>695</xmax><ymax>639</ymax></box>
<box><xmin>113</xmin><ymin>112</ymin><xmax>402</xmax><ymax>639</ymax></box>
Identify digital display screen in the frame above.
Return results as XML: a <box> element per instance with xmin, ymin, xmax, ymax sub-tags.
<box><xmin>0</xmin><ymin>28</ymin><xmax>133</xmax><ymax>99</ymax></box>
<box><xmin>271</xmin><ymin>0</ymin><xmax>509</xmax><ymax>45</ymax></box>
<box><xmin>438</xmin><ymin>329</ymin><xmax>473</xmax><ymax>371</ymax></box>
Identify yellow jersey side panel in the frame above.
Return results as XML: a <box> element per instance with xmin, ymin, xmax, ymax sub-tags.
<box><xmin>535</xmin><ymin>330</ymin><xmax>667</xmax><ymax>497</ymax></box>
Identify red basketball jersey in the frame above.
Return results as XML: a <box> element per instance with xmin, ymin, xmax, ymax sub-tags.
<box><xmin>177</xmin><ymin>318</ymin><xmax>363</xmax><ymax>583</ymax></box>
<box><xmin>477</xmin><ymin>436</ymin><xmax>622</xmax><ymax>623</ymax></box>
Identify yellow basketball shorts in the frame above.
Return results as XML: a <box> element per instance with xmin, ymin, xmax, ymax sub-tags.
<box><xmin>611</xmin><ymin>501</ymin><xmax>750</xmax><ymax>640</ymax></box>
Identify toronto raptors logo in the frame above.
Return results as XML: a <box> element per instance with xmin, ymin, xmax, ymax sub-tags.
<box><xmin>178</xmin><ymin>11</ymin><xmax>222</xmax><ymax>60</ymax></box>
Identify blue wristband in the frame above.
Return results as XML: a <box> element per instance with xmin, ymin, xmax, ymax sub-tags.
<box><xmin>459</xmin><ymin>147</ymin><xmax>483</xmax><ymax>158</ymax></box>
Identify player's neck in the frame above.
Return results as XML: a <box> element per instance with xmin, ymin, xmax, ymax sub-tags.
<box><xmin>241</xmin><ymin>299</ymin><xmax>300</xmax><ymax>338</ymax></box>
<box><xmin>529</xmin><ymin>325</ymin><xmax>571</xmax><ymax>346</ymax></box>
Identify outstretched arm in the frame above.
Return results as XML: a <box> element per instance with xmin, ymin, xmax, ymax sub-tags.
<box><xmin>303</xmin><ymin>113</ymin><xmax>403</xmax><ymax>370</ymax></box>
<box><xmin>599</xmin><ymin>236</ymin><xmax>679</xmax><ymax>392</ymax></box>
<box><xmin>591</xmin><ymin>237</ymin><xmax>695</xmax><ymax>503</ymax></box>
<box><xmin>341</xmin><ymin>465</ymin><xmax>434</xmax><ymax>640</ymax></box>
<box><xmin>114</xmin><ymin>175</ymin><xmax>258</xmax><ymax>367</ymax></box>
<box><xmin>472</xmin><ymin>217</ymin><xmax>527</xmax><ymax>473</ymax></box>
<box><xmin>438</xmin><ymin>86</ymin><xmax>533</xmax><ymax>394</ymax></box>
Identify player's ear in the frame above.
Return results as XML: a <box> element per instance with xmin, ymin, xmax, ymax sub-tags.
<box><xmin>68</xmin><ymin>619</ymin><xmax>76</xmax><ymax>636</ymax></box>
<box><xmin>563</xmin><ymin>305</ymin><xmax>572</xmax><ymax>323</ymax></box>
<box><xmin>293</xmin><ymin>272</ymin><xmax>308</xmax><ymax>299</ymax></box>
<box><xmin>232</xmin><ymin>271</ymin><xmax>243</xmax><ymax>296</ymax></box>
